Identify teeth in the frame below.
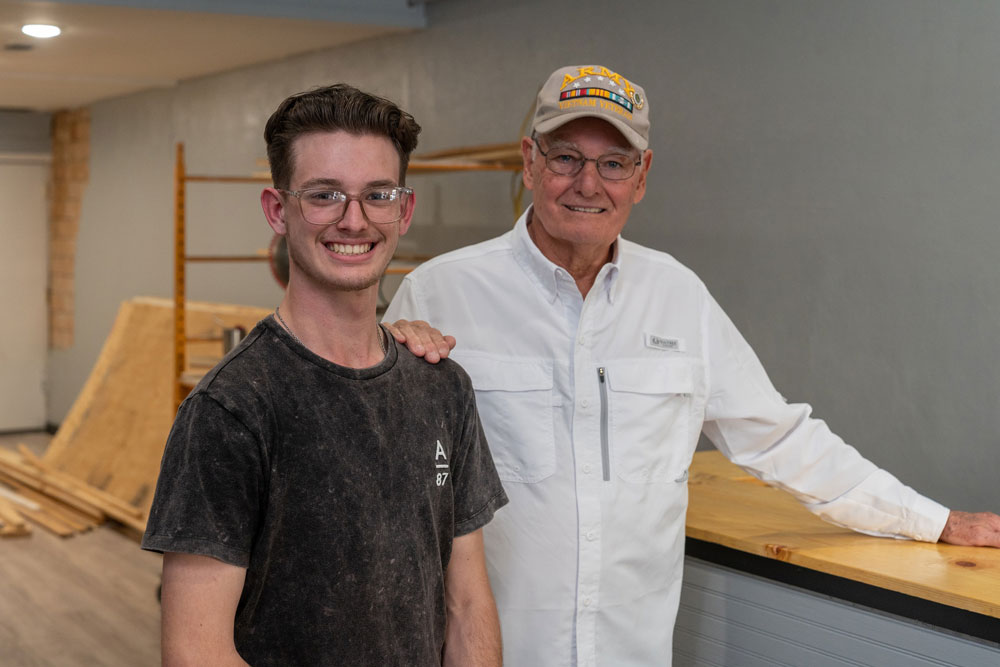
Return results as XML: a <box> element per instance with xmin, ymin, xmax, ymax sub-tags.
<box><xmin>328</xmin><ymin>242</ymin><xmax>372</xmax><ymax>255</ymax></box>
<box><xmin>567</xmin><ymin>206</ymin><xmax>603</xmax><ymax>213</ymax></box>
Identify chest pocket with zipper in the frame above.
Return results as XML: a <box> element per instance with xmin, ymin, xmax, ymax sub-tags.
<box><xmin>606</xmin><ymin>359</ymin><xmax>697</xmax><ymax>483</ymax></box>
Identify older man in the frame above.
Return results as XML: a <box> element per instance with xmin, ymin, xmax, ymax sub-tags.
<box><xmin>385</xmin><ymin>64</ymin><xmax>1000</xmax><ymax>666</ymax></box>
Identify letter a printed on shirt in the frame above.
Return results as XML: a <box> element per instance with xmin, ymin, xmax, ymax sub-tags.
<box><xmin>434</xmin><ymin>439</ymin><xmax>449</xmax><ymax>487</ymax></box>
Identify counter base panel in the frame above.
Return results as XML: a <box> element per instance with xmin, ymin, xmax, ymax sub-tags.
<box><xmin>676</xmin><ymin>544</ymin><xmax>1000</xmax><ymax>666</ymax></box>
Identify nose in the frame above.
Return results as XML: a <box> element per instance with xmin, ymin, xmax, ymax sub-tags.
<box><xmin>336</xmin><ymin>198</ymin><xmax>368</xmax><ymax>231</ymax></box>
<box><xmin>573</xmin><ymin>158</ymin><xmax>603</xmax><ymax>197</ymax></box>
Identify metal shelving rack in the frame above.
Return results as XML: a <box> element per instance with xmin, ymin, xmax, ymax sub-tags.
<box><xmin>173</xmin><ymin>142</ymin><xmax>271</xmax><ymax>410</ymax></box>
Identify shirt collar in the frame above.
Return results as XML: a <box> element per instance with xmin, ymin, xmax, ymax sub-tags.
<box><xmin>511</xmin><ymin>205</ymin><xmax>623</xmax><ymax>304</ymax></box>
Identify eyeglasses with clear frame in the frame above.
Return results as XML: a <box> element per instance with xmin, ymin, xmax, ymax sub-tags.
<box><xmin>532</xmin><ymin>133</ymin><xmax>641</xmax><ymax>181</ymax></box>
<box><xmin>280</xmin><ymin>185</ymin><xmax>414</xmax><ymax>226</ymax></box>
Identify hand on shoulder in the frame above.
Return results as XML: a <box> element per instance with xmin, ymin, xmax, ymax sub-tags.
<box><xmin>385</xmin><ymin>319</ymin><xmax>456</xmax><ymax>364</ymax></box>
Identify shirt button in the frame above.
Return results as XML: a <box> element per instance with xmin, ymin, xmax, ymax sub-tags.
<box><xmin>583</xmin><ymin>597</ymin><xmax>592</xmax><ymax>607</ymax></box>
<box><xmin>586</xmin><ymin>530</ymin><xmax>596</xmax><ymax>541</ymax></box>
<box><xmin>582</xmin><ymin>464</ymin><xmax>592</xmax><ymax>474</ymax></box>
<box><xmin>578</xmin><ymin>336</ymin><xmax>587</xmax><ymax>346</ymax></box>
<box><xmin>581</xmin><ymin>398</ymin><xmax>590</xmax><ymax>408</ymax></box>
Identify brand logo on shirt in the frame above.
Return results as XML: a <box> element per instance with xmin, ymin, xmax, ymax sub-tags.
<box><xmin>645</xmin><ymin>333</ymin><xmax>685</xmax><ymax>352</ymax></box>
<box><xmin>435</xmin><ymin>439</ymin><xmax>450</xmax><ymax>487</ymax></box>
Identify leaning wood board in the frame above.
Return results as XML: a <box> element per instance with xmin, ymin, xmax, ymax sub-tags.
<box><xmin>686</xmin><ymin>450</ymin><xmax>1000</xmax><ymax>619</ymax></box>
<box><xmin>42</xmin><ymin>297</ymin><xmax>271</xmax><ymax>518</ymax></box>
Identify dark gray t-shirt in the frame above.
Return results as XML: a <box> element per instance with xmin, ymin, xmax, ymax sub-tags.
<box><xmin>142</xmin><ymin>317</ymin><xmax>507</xmax><ymax>666</ymax></box>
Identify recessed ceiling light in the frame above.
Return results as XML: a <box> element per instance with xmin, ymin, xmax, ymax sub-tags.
<box><xmin>21</xmin><ymin>24</ymin><xmax>61</xmax><ymax>39</ymax></box>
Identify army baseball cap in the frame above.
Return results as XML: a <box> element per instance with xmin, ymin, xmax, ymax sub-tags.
<box><xmin>531</xmin><ymin>64</ymin><xmax>649</xmax><ymax>150</ymax></box>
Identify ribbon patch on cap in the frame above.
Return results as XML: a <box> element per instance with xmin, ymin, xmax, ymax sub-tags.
<box><xmin>560</xmin><ymin>87</ymin><xmax>633</xmax><ymax>113</ymax></box>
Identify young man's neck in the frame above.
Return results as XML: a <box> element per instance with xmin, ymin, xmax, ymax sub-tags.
<box><xmin>276</xmin><ymin>284</ymin><xmax>386</xmax><ymax>369</ymax></box>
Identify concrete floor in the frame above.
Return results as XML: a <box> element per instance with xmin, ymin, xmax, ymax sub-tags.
<box><xmin>0</xmin><ymin>432</ymin><xmax>161</xmax><ymax>666</ymax></box>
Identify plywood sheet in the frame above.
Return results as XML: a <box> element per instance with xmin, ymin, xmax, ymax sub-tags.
<box><xmin>42</xmin><ymin>297</ymin><xmax>271</xmax><ymax>518</ymax></box>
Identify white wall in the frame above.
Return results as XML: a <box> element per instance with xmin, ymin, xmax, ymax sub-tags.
<box><xmin>48</xmin><ymin>0</ymin><xmax>1000</xmax><ymax>512</ymax></box>
<box><xmin>0</xmin><ymin>159</ymin><xmax>49</xmax><ymax>430</ymax></box>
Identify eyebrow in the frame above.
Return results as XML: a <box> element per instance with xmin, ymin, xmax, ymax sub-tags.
<box><xmin>544</xmin><ymin>138</ymin><xmax>636</xmax><ymax>156</ymax></box>
<box><xmin>296</xmin><ymin>177</ymin><xmax>398</xmax><ymax>190</ymax></box>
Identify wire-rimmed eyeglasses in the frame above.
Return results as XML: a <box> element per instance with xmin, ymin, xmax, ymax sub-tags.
<box><xmin>532</xmin><ymin>133</ymin><xmax>641</xmax><ymax>181</ymax></box>
<box><xmin>280</xmin><ymin>186</ymin><xmax>414</xmax><ymax>225</ymax></box>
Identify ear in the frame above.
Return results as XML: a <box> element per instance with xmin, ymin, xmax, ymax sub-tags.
<box><xmin>632</xmin><ymin>149</ymin><xmax>653</xmax><ymax>205</ymax></box>
<box><xmin>520</xmin><ymin>136</ymin><xmax>537</xmax><ymax>191</ymax></box>
<box><xmin>397</xmin><ymin>189</ymin><xmax>416</xmax><ymax>237</ymax></box>
<box><xmin>261</xmin><ymin>187</ymin><xmax>287</xmax><ymax>235</ymax></box>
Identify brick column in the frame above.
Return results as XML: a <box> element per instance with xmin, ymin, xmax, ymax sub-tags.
<box><xmin>48</xmin><ymin>109</ymin><xmax>90</xmax><ymax>349</ymax></box>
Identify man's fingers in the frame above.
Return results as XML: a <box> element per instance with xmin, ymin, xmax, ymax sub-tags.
<box><xmin>383</xmin><ymin>321</ymin><xmax>403</xmax><ymax>342</ymax></box>
<box><xmin>429</xmin><ymin>334</ymin><xmax>456</xmax><ymax>361</ymax></box>
<box><xmin>388</xmin><ymin>319</ymin><xmax>454</xmax><ymax>363</ymax></box>
<box><xmin>388</xmin><ymin>319</ymin><xmax>429</xmax><ymax>349</ymax></box>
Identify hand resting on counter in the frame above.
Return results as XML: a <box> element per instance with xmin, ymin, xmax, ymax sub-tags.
<box><xmin>939</xmin><ymin>510</ymin><xmax>1000</xmax><ymax>547</ymax></box>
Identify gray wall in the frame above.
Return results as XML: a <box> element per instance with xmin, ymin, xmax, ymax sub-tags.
<box><xmin>51</xmin><ymin>0</ymin><xmax>1000</xmax><ymax>512</ymax></box>
<box><xmin>0</xmin><ymin>110</ymin><xmax>51</xmax><ymax>153</ymax></box>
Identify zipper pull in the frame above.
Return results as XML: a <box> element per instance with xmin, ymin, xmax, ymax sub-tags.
<box><xmin>597</xmin><ymin>367</ymin><xmax>610</xmax><ymax>482</ymax></box>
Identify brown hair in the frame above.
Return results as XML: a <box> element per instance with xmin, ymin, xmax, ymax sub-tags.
<box><xmin>264</xmin><ymin>84</ymin><xmax>421</xmax><ymax>189</ymax></box>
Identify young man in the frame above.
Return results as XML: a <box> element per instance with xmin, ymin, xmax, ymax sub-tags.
<box><xmin>386</xmin><ymin>64</ymin><xmax>1000</xmax><ymax>665</ymax></box>
<box><xmin>142</xmin><ymin>84</ymin><xmax>507</xmax><ymax>666</ymax></box>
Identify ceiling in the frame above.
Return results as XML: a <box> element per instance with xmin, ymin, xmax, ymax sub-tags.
<box><xmin>0</xmin><ymin>0</ymin><xmax>427</xmax><ymax>111</ymax></box>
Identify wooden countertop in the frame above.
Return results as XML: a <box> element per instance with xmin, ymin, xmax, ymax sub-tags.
<box><xmin>686</xmin><ymin>451</ymin><xmax>1000</xmax><ymax>619</ymax></box>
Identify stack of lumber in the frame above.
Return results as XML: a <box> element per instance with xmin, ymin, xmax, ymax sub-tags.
<box><xmin>0</xmin><ymin>297</ymin><xmax>271</xmax><ymax>540</ymax></box>
<box><xmin>0</xmin><ymin>445</ymin><xmax>144</xmax><ymax>537</ymax></box>
<box><xmin>0</xmin><ymin>481</ymin><xmax>32</xmax><ymax>537</ymax></box>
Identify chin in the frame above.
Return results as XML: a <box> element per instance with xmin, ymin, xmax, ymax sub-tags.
<box><xmin>289</xmin><ymin>258</ymin><xmax>383</xmax><ymax>293</ymax></box>
<box><xmin>333</xmin><ymin>276</ymin><xmax>381</xmax><ymax>292</ymax></box>
<box><xmin>321</xmin><ymin>266</ymin><xmax>383</xmax><ymax>292</ymax></box>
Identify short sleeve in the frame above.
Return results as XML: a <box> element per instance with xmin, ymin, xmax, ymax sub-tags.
<box><xmin>141</xmin><ymin>394</ymin><xmax>266</xmax><ymax>566</ymax></box>
<box><xmin>448</xmin><ymin>386</ymin><xmax>508</xmax><ymax>536</ymax></box>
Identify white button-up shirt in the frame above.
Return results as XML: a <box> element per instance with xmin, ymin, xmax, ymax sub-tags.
<box><xmin>384</xmin><ymin>208</ymin><xmax>950</xmax><ymax>666</ymax></box>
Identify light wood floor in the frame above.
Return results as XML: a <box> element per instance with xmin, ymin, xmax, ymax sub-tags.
<box><xmin>0</xmin><ymin>432</ymin><xmax>162</xmax><ymax>666</ymax></box>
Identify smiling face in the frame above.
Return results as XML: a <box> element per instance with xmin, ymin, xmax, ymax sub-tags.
<box><xmin>262</xmin><ymin>130</ymin><xmax>413</xmax><ymax>295</ymax></box>
<box><xmin>522</xmin><ymin>116</ymin><xmax>651</xmax><ymax>271</ymax></box>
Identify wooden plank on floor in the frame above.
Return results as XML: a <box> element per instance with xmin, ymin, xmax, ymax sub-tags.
<box><xmin>0</xmin><ymin>481</ymin><xmax>41</xmax><ymax>511</ymax></box>
<box><xmin>0</xmin><ymin>495</ymin><xmax>31</xmax><ymax>537</ymax></box>
<box><xmin>8</xmin><ymin>483</ymin><xmax>100</xmax><ymax>533</ymax></box>
<box><xmin>17</xmin><ymin>444</ymin><xmax>144</xmax><ymax>521</ymax></box>
<box><xmin>19</xmin><ymin>504</ymin><xmax>76</xmax><ymax>537</ymax></box>
<box><xmin>0</xmin><ymin>466</ymin><xmax>104</xmax><ymax>522</ymax></box>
